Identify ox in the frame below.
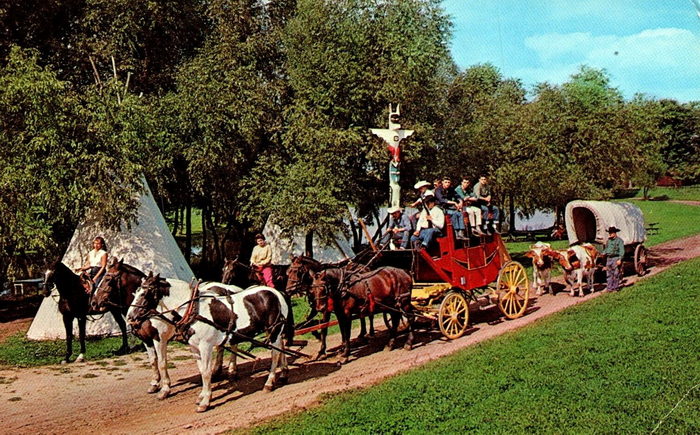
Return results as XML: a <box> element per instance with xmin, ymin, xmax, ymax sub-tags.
<box><xmin>546</xmin><ymin>243</ymin><xmax>599</xmax><ymax>297</ymax></box>
<box><xmin>524</xmin><ymin>242</ymin><xmax>554</xmax><ymax>296</ymax></box>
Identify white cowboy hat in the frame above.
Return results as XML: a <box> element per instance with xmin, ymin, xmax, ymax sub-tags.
<box><xmin>414</xmin><ymin>180</ymin><xmax>431</xmax><ymax>189</ymax></box>
<box><xmin>387</xmin><ymin>206</ymin><xmax>402</xmax><ymax>214</ymax></box>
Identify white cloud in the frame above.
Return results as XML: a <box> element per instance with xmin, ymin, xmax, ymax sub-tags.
<box><xmin>519</xmin><ymin>28</ymin><xmax>700</xmax><ymax>101</ymax></box>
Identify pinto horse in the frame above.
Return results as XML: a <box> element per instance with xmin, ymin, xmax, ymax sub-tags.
<box><xmin>42</xmin><ymin>260</ymin><xmax>130</xmax><ymax>363</ymax></box>
<box><xmin>221</xmin><ymin>257</ymin><xmax>288</xmax><ymax>292</ymax></box>
<box><xmin>90</xmin><ymin>258</ymin><xmax>146</xmax><ymax>354</ymax></box>
<box><xmin>286</xmin><ymin>256</ymin><xmax>375</xmax><ymax>358</ymax></box>
<box><xmin>310</xmin><ymin>266</ymin><xmax>414</xmax><ymax>363</ymax></box>
<box><xmin>128</xmin><ymin>273</ymin><xmax>292</xmax><ymax>412</ymax></box>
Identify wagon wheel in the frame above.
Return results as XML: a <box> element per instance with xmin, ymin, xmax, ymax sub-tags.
<box><xmin>634</xmin><ymin>244</ymin><xmax>648</xmax><ymax>276</ymax></box>
<box><xmin>438</xmin><ymin>291</ymin><xmax>469</xmax><ymax>339</ymax></box>
<box><xmin>382</xmin><ymin>312</ymin><xmax>410</xmax><ymax>333</ymax></box>
<box><xmin>496</xmin><ymin>261</ymin><xmax>529</xmax><ymax>319</ymax></box>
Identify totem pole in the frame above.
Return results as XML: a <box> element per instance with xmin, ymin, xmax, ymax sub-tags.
<box><xmin>370</xmin><ymin>104</ymin><xmax>414</xmax><ymax>208</ymax></box>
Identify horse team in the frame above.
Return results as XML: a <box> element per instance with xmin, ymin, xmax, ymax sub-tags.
<box><xmin>42</xmin><ymin>255</ymin><xmax>414</xmax><ymax>412</ymax></box>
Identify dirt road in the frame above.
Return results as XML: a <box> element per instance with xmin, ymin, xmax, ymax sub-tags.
<box><xmin>2</xmin><ymin>233</ymin><xmax>700</xmax><ymax>435</ymax></box>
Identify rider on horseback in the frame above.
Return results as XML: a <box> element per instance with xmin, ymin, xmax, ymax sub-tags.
<box><xmin>250</xmin><ymin>233</ymin><xmax>274</xmax><ymax>287</ymax></box>
<box><xmin>75</xmin><ymin>236</ymin><xmax>108</xmax><ymax>294</ymax></box>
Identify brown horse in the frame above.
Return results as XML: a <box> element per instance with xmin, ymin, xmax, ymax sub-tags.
<box><xmin>221</xmin><ymin>257</ymin><xmax>288</xmax><ymax>292</ymax></box>
<box><xmin>311</xmin><ymin>266</ymin><xmax>414</xmax><ymax>363</ymax></box>
<box><xmin>42</xmin><ymin>260</ymin><xmax>131</xmax><ymax>363</ymax></box>
<box><xmin>286</xmin><ymin>256</ymin><xmax>376</xmax><ymax>358</ymax></box>
<box><xmin>91</xmin><ymin>258</ymin><xmax>147</xmax><ymax>354</ymax></box>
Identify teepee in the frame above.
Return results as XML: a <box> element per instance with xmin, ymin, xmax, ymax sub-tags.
<box><xmin>263</xmin><ymin>220</ymin><xmax>355</xmax><ymax>265</ymax></box>
<box><xmin>27</xmin><ymin>180</ymin><xmax>194</xmax><ymax>340</ymax></box>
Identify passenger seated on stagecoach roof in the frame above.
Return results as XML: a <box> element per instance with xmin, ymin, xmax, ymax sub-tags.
<box><xmin>473</xmin><ymin>175</ymin><xmax>500</xmax><ymax>235</ymax></box>
<box><xmin>250</xmin><ymin>233</ymin><xmax>274</xmax><ymax>288</ymax></box>
<box><xmin>382</xmin><ymin>206</ymin><xmax>412</xmax><ymax>250</ymax></box>
<box><xmin>455</xmin><ymin>178</ymin><xmax>484</xmax><ymax>236</ymax></box>
<box><xmin>410</xmin><ymin>194</ymin><xmax>445</xmax><ymax>250</ymax></box>
<box><xmin>74</xmin><ymin>236</ymin><xmax>108</xmax><ymax>294</ymax></box>
<box><xmin>409</xmin><ymin>180</ymin><xmax>433</xmax><ymax>209</ymax></box>
<box><xmin>435</xmin><ymin>177</ymin><xmax>468</xmax><ymax>240</ymax></box>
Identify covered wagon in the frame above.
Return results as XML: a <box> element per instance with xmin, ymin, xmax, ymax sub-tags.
<box><xmin>564</xmin><ymin>200</ymin><xmax>648</xmax><ymax>275</ymax></box>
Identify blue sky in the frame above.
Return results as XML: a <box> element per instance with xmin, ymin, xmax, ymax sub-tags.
<box><xmin>442</xmin><ymin>1</ymin><xmax>700</xmax><ymax>102</ymax></box>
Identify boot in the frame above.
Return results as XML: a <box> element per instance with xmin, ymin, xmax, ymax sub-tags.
<box><xmin>472</xmin><ymin>226</ymin><xmax>484</xmax><ymax>236</ymax></box>
<box><xmin>491</xmin><ymin>221</ymin><xmax>500</xmax><ymax>234</ymax></box>
<box><xmin>456</xmin><ymin>229</ymin><xmax>467</xmax><ymax>240</ymax></box>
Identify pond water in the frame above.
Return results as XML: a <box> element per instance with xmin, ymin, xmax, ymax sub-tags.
<box><xmin>513</xmin><ymin>210</ymin><xmax>556</xmax><ymax>231</ymax></box>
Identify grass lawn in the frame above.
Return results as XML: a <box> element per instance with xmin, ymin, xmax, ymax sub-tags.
<box><xmin>254</xmin><ymin>256</ymin><xmax>700</xmax><ymax>435</ymax></box>
<box><xmin>643</xmin><ymin>185</ymin><xmax>700</xmax><ymax>201</ymax></box>
<box><xmin>0</xmin><ymin>333</ymin><xmax>143</xmax><ymax>368</ymax></box>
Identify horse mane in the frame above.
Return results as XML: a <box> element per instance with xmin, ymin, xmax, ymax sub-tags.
<box><xmin>118</xmin><ymin>262</ymin><xmax>146</xmax><ymax>277</ymax></box>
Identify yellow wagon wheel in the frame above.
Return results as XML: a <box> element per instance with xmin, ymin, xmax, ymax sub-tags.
<box><xmin>496</xmin><ymin>261</ymin><xmax>530</xmax><ymax>319</ymax></box>
<box><xmin>438</xmin><ymin>291</ymin><xmax>469</xmax><ymax>339</ymax></box>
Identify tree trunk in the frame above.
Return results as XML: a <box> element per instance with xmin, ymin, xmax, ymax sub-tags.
<box><xmin>509</xmin><ymin>194</ymin><xmax>516</xmax><ymax>234</ymax></box>
<box><xmin>305</xmin><ymin>231</ymin><xmax>313</xmax><ymax>258</ymax></box>
<box><xmin>205</xmin><ymin>207</ymin><xmax>221</xmax><ymax>265</ymax></box>
<box><xmin>185</xmin><ymin>202</ymin><xmax>192</xmax><ymax>264</ymax></box>
<box><xmin>172</xmin><ymin>206</ymin><xmax>180</xmax><ymax>237</ymax></box>
<box><xmin>201</xmin><ymin>203</ymin><xmax>208</xmax><ymax>268</ymax></box>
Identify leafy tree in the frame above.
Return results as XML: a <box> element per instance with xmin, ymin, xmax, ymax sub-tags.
<box><xmin>265</xmin><ymin>0</ymin><xmax>454</xmax><ymax>249</ymax></box>
<box><xmin>0</xmin><ymin>46</ymin><xmax>153</xmax><ymax>282</ymax></box>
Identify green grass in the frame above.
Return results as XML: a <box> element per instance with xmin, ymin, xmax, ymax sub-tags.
<box><xmin>254</xmin><ymin>257</ymin><xmax>700</xmax><ymax>435</ymax></box>
<box><xmin>629</xmin><ymin>199</ymin><xmax>700</xmax><ymax>246</ymax></box>
<box><xmin>0</xmin><ymin>334</ymin><xmax>142</xmax><ymax>368</ymax></box>
<box><xmin>643</xmin><ymin>185</ymin><xmax>700</xmax><ymax>201</ymax></box>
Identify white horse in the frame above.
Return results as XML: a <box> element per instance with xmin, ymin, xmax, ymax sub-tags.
<box><xmin>128</xmin><ymin>272</ymin><xmax>292</xmax><ymax>412</ymax></box>
<box><xmin>126</xmin><ymin>275</ymin><xmax>244</xmax><ymax>400</ymax></box>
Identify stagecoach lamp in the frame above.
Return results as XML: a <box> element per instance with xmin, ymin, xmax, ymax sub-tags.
<box><xmin>460</xmin><ymin>277</ymin><xmax>466</xmax><ymax>285</ymax></box>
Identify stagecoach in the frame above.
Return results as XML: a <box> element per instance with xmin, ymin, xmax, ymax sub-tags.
<box><xmin>372</xmin><ymin>218</ymin><xmax>530</xmax><ymax>339</ymax></box>
<box><xmin>565</xmin><ymin>200</ymin><xmax>648</xmax><ymax>276</ymax></box>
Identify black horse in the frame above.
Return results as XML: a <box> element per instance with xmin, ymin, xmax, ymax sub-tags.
<box><xmin>42</xmin><ymin>260</ymin><xmax>131</xmax><ymax>363</ymax></box>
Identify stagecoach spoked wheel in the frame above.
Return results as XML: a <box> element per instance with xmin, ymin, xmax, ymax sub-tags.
<box><xmin>634</xmin><ymin>244</ymin><xmax>648</xmax><ymax>276</ymax></box>
<box><xmin>496</xmin><ymin>261</ymin><xmax>529</xmax><ymax>320</ymax></box>
<box><xmin>438</xmin><ymin>291</ymin><xmax>469</xmax><ymax>339</ymax></box>
<box><xmin>382</xmin><ymin>312</ymin><xmax>410</xmax><ymax>333</ymax></box>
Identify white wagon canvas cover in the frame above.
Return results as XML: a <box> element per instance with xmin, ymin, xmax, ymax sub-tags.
<box><xmin>565</xmin><ymin>200</ymin><xmax>646</xmax><ymax>246</ymax></box>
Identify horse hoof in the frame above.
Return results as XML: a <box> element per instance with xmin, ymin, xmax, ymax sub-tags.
<box><xmin>157</xmin><ymin>391</ymin><xmax>170</xmax><ymax>400</ymax></box>
<box><xmin>338</xmin><ymin>357</ymin><xmax>349</xmax><ymax>365</ymax></box>
<box><xmin>196</xmin><ymin>404</ymin><xmax>208</xmax><ymax>413</ymax></box>
<box><xmin>263</xmin><ymin>384</ymin><xmax>274</xmax><ymax>393</ymax></box>
<box><xmin>147</xmin><ymin>385</ymin><xmax>159</xmax><ymax>394</ymax></box>
<box><xmin>61</xmin><ymin>359</ymin><xmax>68</xmax><ymax>365</ymax></box>
<box><xmin>314</xmin><ymin>353</ymin><xmax>327</xmax><ymax>361</ymax></box>
<box><xmin>75</xmin><ymin>354</ymin><xmax>85</xmax><ymax>363</ymax></box>
<box><xmin>403</xmin><ymin>343</ymin><xmax>413</xmax><ymax>351</ymax></box>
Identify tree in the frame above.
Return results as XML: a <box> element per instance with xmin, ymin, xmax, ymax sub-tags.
<box><xmin>0</xmin><ymin>46</ymin><xmax>153</xmax><ymax>282</ymax></box>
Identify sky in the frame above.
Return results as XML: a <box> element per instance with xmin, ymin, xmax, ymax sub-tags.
<box><xmin>442</xmin><ymin>0</ymin><xmax>700</xmax><ymax>102</ymax></box>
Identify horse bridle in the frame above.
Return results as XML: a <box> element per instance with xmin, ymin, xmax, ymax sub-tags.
<box><xmin>99</xmin><ymin>270</ymin><xmax>127</xmax><ymax>309</ymax></box>
<box><xmin>286</xmin><ymin>263</ymin><xmax>308</xmax><ymax>296</ymax></box>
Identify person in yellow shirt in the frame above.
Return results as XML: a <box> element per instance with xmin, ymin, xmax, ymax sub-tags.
<box><xmin>250</xmin><ymin>233</ymin><xmax>274</xmax><ymax>287</ymax></box>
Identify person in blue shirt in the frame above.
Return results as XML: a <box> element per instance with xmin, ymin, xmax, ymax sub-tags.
<box><xmin>382</xmin><ymin>206</ymin><xmax>412</xmax><ymax>249</ymax></box>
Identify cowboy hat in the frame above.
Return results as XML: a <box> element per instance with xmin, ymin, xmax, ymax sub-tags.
<box><xmin>387</xmin><ymin>206</ymin><xmax>402</xmax><ymax>214</ymax></box>
<box><xmin>414</xmin><ymin>180</ymin><xmax>431</xmax><ymax>189</ymax></box>
<box><xmin>607</xmin><ymin>226</ymin><xmax>621</xmax><ymax>233</ymax></box>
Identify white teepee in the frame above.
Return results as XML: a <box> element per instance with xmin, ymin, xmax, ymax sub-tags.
<box><xmin>27</xmin><ymin>180</ymin><xmax>194</xmax><ymax>340</ymax></box>
<box><xmin>263</xmin><ymin>220</ymin><xmax>355</xmax><ymax>265</ymax></box>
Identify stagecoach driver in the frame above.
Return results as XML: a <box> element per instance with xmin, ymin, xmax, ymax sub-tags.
<box><xmin>250</xmin><ymin>233</ymin><xmax>274</xmax><ymax>287</ymax></box>
<box><xmin>601</xmin><ymin>226</ymin><xmax>625</xmax><ymax>292</ymax></box>
<box><xmin>382</xmin><ymin>206</ymin><xmax>412</xmax><ymax>250</ymax></box>
<box><xmin>410</xmin><ymin>194</ymin><xmax>445</xmax><ymax>250</ymax></box>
